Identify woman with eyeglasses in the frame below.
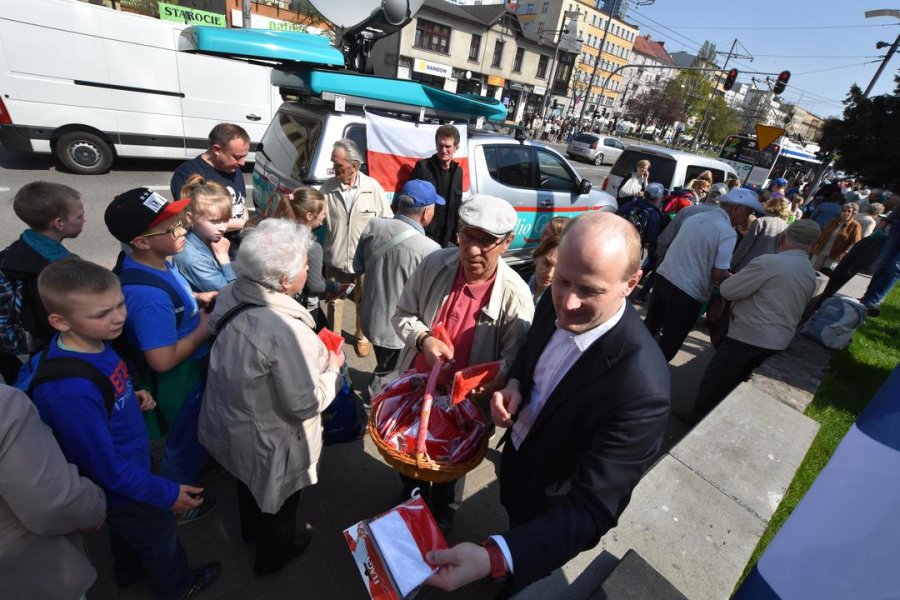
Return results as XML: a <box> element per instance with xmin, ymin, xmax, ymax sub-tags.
<box><xmin>811</xmin><ymin>202</ymin><xmax>863</xmax><ymax>272</ymax></box>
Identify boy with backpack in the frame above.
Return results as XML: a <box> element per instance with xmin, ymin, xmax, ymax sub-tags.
<box><xmin>618</xmin><ymin>183</ymin><xmax>665</xmax><ymax>304</ymax></box>
<box><xmin>1</xmin><ymin>182</ymin><xmax>85</xmax><ymax>382</ymax></box>
<box><xmin>104</xmin><ymin>188</ymin><xmax>215</xmax><ymax>519</ymax></box>
<box><xmin>21</xmin><ymin>258</ymin><xmax>219</xmax><ymax>599</ymax></box>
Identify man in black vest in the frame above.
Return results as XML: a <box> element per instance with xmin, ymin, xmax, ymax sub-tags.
<box><xmin>410</xmin><ymin>125</ymin><xmax>464</xmax><ymax>247</ymax></box>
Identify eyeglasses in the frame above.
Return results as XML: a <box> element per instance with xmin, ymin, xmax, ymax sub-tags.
<box><xmin>457</xmin><ymin>228</ymin><xmax>507</xmax><ymax>250</ymax></box>
<box><xmin>140</xmin><ymin>220</ymin><xmax>185</xmax><ymax>240</ymax></box>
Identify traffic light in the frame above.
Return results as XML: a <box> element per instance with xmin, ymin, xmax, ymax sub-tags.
<box><xmin>723</xmin><ymin>68</ymin><xmax>738</xmax><ymax>91</ymax></box>
<box><xmin>552</xmin><ymin>99</ymin><xmax>559</xmax><ymax>110</ymax></box>
<box><xmin>773</xmin><ymin>70</ymin><xmax>791</xmax><ymax>95</ymax></box>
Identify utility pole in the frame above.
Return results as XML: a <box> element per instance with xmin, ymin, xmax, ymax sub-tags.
<box><xmin>243</xmin><ymin>0</ymin><xmax>252</xmax><ymax>29</ymax></box>
<box><xmin>864</xmin><ymin>32</ymin><xmax>900</xmax><ymax>97</ymax></box>
<box><xmin>690</xmin><ymin>38</ymin><xmax>751</xmax><ymax>150</ymax></box>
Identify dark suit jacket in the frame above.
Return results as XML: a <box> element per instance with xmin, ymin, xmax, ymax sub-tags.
<box><xmin>410</xmin><ymin>154</ymin><xmax>463</xmax><ymax>247</ymax></box>
<box><xmin>499</xmin><ymin>295</ymin><xmax>670</xmax><ymax>590</ymax></box>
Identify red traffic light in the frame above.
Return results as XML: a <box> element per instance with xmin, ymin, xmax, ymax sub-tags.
<box><xmin>773</xmin><ymin>70</ymin><xmax>791</xmax><ymax>95</ymax></box>
<box><xmin>723</xmin><ymin>68</ymin><xmax>739</xmax><ymax>91</ymax></box>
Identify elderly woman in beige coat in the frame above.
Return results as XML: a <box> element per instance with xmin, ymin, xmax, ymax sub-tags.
<box><xmin>199</xmin><ymin>219</ymin><xmax>344</xmax><ymax>576</ymax></box>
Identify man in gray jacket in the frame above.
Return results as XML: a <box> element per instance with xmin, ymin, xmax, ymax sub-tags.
<box><xmin>353</xmin><ymin>180</ymin><xmax>442</xmax><ymax>402</ymax></box>
<box><xmin>391</xmin><ymin>194</ymin><xmax>534</xmax><ymax>532</ymax></box>
<box><xmin>0</xmin><ymin>384</ymin><xmax>106</xmax><ymax>599</ymax></box>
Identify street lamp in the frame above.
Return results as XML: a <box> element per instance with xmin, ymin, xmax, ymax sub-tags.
<box><xmin>864</xmin><ymin>9</ymin><xmax>900</xmax><ymax>97</ymax></box>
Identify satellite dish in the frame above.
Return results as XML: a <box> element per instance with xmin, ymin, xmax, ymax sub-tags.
<box><xmin>310</xmin><ymin>0</ymin><xmax>425</xmax><ymax>73</ymax></box>
<box><xmin>311</xmin><ymin>0</ymin><xmax>425</xmax><ymax>32</ymax></box>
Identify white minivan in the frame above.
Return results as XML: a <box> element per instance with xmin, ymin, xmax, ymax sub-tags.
<box><xmin>604</xmin><ymin>144</ymin><xmax>739</xmax><ymax>201</ymax></box>
<box><xmin>0</xmin><ymin>0</ymin><xmax>281</xmax><ymax>174</ymax></box>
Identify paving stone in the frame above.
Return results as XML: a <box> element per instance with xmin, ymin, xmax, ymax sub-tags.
<box><xmin>592</xmin><ymin>549</ymin><xmax>688</xmax><ymax>600</ymax></box>
<box><xmin>517</xmin><ymin>456</ymin><xmax>768</xmax><ymax>600</ymax></box>
<box><xmin>670</xmin><ymin>385</ymin><xmax>819</xmax><ymax>522</ymax></box>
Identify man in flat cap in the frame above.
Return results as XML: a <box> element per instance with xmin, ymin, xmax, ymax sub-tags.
<box><xmin>687</xmin><ymin>219</ymin><xmax>821</xmax><ymax>423</ymax></box>
<box><xmin>391</xmin><ymin>194</ymin><xmax>534</xmax><ymax>533</ymax></box>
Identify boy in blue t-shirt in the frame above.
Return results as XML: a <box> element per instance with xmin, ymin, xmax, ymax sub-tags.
<box><xmin>28</xmin><ymin>259</ymin><xmax>219</xmax><ymax>599</ymax></box>
<box><xmin>104</xmin><ymin>188</ymin><xmax>215</xmax><ymax>515</ymax></box>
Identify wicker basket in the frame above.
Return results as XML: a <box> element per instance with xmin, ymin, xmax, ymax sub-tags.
<box><xmin>367</xmin><ymin>416</ymin><xmax>489</xmax><ymax>483</ymax></box>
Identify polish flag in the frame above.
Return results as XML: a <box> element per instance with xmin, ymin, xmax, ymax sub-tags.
<box><xmin>366</xmin><ymin>112</ymin><xmax>470</xmax><ymax>200</ymax></box>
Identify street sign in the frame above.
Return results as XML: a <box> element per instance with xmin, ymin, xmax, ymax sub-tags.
<box><xmin>756</xmin><ymin>124</ymin><xmax>785</xmax><ymax>151</ymax></box>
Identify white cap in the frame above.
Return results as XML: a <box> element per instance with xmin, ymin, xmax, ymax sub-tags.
<box><xmin>720</xmin><ymin>188</ymin><xmax>765</xmax><ymax>215</ymax></box>
<box><xmin>458</xmin><ymin>194</ymin><xmax>518</xmax><ymax>236</ymax></box>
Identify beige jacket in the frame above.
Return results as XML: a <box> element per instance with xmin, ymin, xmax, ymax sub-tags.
<box><xmin>321</xmin><ymin>172</ymin><xmax>392</xmax><ymax>273</ymax></box>
<box><xmin>0</xmin><ymin>385</ymin><xmax>106</xmax><ymax>599</ymax></box>
<box><xmin>199</xmin><ymin>278</ymin><xmax>342</xmax><ymax>513</ymax></box>
<box><xmin>392</xmin><ymin>248</ymin><xmax>534</xmax><ymax>375</ymax></box>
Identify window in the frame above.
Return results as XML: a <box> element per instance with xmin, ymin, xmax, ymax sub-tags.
<box><xmin>526</xmin><ymin>2</ymin><xmax>534</xmax><ymax>12</ymax></box>
<box><xmin>536</xmin><ymin>54</ymin><xmax>549</xmax><ymax>78</ymax></box>
<box><xmin>484</xmin><ymin>145</ymin><xmax>533</xmax><ymax>189</ymax></box>
<box><xmin>542</xmin><ymin>1</ymin><xmax>549</xmax><ymax>13</ymax></box>
<box><xmin>513</xmin><ymin>47</ymin><xmax>525</xmax><ymax>72</ymax></box>
<box><xmin>686</xmin><ymin>166</ymin><xmax>726</xmax><ymax>184</ymax></box>
<box><xmin>537</xmin><ymin>150</ymin><xmax>577</xmax><ymax>191</ymax></box>
<box><xmin>492</xmin><ymin>40</ymin><xmax>505</xmax><ymax>68</ymax></box>
<box><xmin>414</xmin><ymin>19</ymin><xmax>451</xmax><ymax>54</ymax></box>
<box><xmin>468</xmin><ymin>34</ymin><xmax>481</xmax><ymax>61</ymax></box>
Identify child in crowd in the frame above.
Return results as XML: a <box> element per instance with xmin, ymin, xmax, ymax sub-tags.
<box><xmin>0</xmin><ymin>182</ymin><xmax>85</xmax><ymax>381</ymax></box>
<box><xmin>26</xmin><ymin>259</ymin><xmax>219</xmax><ymax>600</ymax></box>
<box><xmin>172</xmin><ymin>175</ymin><xmax>236</xmax><ymax>292</ymax></box>
<box><xmin>271</xmin><ymin>187</ymin><xmax>340</xmax><ymax>329</ymax></box>
<box><xmin>104</xmin><ymin>188</ymin><xmax>214</xmax><ymax>520</ymax></box>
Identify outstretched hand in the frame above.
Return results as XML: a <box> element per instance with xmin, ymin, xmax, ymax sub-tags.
<box><xmin>424</xmin><ymin>542</ymin><xmax>492</xmax><ymax>591</ymax></box>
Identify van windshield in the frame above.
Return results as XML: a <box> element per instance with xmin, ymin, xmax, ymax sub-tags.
<box><xmin>259</xmin><ymin>109</ymin><xmax>323</xmax><ymax>184</ymax></box>
<box><xmin>612</xmin><ymin>150</ymin><xmax>676</xmax><ymax>188</ymax></box>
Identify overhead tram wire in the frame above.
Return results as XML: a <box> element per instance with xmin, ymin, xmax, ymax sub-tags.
<box><xmin>652</xmin><ymin>23</ymin><xmax>899</xmax><ymax>31</ymax></box>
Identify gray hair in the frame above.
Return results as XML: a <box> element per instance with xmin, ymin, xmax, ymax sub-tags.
<box><xmin>867</xmin><ymin>202</ymin><xmax>884</xmax><ymax>216</ymax></box>
<box><xmin>333</xmin><ymin>139</ymin><xmax>363</xmax><ymax>166</ymax></box>
<box><xmin>397</xmin><ymin>194</ymin><xmax>426</xmax><ymax>218</ymax></box>
<box><xmin>235</xmin><ymin>218</ymin><xmax>312</xmax><ymax>291</ymax></box>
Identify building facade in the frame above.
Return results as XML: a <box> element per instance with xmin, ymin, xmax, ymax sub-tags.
<box><xmin>517</xmin><ymin>0</ymin><xmax>637</xmax><ymax>120</ymax></box>
<box><xmin>617</xmin><ymin>34</ymin><xmax>676</xmax><ymax>118</ymax></box>
<box><xmin>371</xmin><ymin>0</ymin><xmax>556</xmax><ymax>123</ymax></box>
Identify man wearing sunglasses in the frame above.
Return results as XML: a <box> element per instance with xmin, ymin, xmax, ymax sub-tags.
<box><xmin>392</xmin><ymin>194</ymin><xmax>534</xmax><ymax>534</ymax></box>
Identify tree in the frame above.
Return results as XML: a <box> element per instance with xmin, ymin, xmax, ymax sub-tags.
<box><xmin>703</xmin><ymin>96</ymin><xmax>742</xmax><ymax>146</ymax></box>
<box><xmin>669</xmin><ymin>71</ymin><xmax>714</xmax><ymax>125</ymax></box>
<box><xmin>819</xmin><ymin>78</ymin><xmax>900</xmax><ymax>189</ymax></box>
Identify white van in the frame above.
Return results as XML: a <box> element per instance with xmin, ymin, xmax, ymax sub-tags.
<box><xmin>0</xmin><ymin>0</ymin><xmax>280</xmax><ymax>174</ymax></box>
<box><xmin>603</xmin><ymin>144</ymin><xmax>739</xmax><ymax>202</ymax></box>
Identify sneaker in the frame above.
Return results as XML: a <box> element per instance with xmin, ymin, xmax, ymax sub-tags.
<box><xmin>176</xmin><ymin>496</ymin><xmax>218</xmax><ymax>526</ymax></box>
<box><xmin>179</xmin><ymin>563</ymin><xmax>221</xmax><ymax>599</ymax></box>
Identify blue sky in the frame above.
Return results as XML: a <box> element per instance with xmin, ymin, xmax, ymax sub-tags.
<box><xmin>624</xmin><ymin>0</ymin><xmax>899</xmax><ymax>118</ymax></box>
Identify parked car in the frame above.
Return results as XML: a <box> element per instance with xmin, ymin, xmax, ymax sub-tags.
<box><xmin>253</xmin><ymin>104</ymin><xmax>617</xmax><ymax>266</ymax></box>
<box><xmin>566</xmin><ymin>132</ymin><xmax>626</xmax><ymax>166</ymax></box>
<box><xmin>603</xmin><ymin>144</ymin><xmax>739</xmax><ymax>199</ymax></box>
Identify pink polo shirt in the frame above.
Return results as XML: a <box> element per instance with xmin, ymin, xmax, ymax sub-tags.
<box><xmin>433</xmin><ymin>264</ymin><xmax>496</xmax><ymax>369</ymax></box>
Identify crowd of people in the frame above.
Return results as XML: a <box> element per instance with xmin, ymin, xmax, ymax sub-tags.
<box><xmin>1</xmin><ymin>120</ymin><xmax>898</xmax><ymax>600</ymax></box>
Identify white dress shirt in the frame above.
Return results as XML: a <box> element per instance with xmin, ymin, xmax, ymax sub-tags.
<box><xmin>495</xmin><ymin>298</ymin><xmax>627</xmax><ymax>572</ymax></box>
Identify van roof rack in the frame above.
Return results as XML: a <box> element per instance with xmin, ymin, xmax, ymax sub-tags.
<box><xmin>180</xmin><ymin>26</ymin><xmax>507</xmax><ymax>123</ymax></box>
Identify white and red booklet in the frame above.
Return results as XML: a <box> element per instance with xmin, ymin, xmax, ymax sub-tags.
<box><xmin>343</xmin><ymin>495</ymin><xmax>448</xmax><ymax>599</ymax></box>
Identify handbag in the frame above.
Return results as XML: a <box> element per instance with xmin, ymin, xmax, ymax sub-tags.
<box><xmin>323</xmin><ymin>367</ymin><xmax>362</xmax><ymax>445</ymax></box>
<box><xmin>619</xmin><ymin>175</ymin><xmax>643</xmax><ymax>198</ymax></box>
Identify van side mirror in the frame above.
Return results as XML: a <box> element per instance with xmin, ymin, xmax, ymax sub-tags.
<box><xmin>579</xmin><ymin>178</ymin><xmax>592</xmax><ymax>194</ymax></box>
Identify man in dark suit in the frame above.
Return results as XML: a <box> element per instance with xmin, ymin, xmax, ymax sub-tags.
<box><xmin>425</xmin><ymin>212</ymin><xmax>671</xmax><ymax>593</ymax></box>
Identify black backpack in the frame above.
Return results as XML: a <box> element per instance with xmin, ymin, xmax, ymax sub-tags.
<box><xmin>17</xmin><ymin>345</ymin><xmax>116</xmax><ymax>415</ymax></box>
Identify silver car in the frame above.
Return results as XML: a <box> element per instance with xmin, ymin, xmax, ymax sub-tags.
<box><xmin>567</xmin><ymin>133</ymin><xmax>626</xmax><ymax>166</ymax></box>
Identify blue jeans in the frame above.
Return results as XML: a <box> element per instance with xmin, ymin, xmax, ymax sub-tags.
<box><xmin>861</xmin><ymin>224</ymin><xmax>900</xmax><ymax>307</ymax></box>
<box><xmin>159</xmin><ymin>380</ymin><xmax>208</xmax><ymax>485</ymax></box>
<box><xmin>107</xmin><ymin>502</ymin><xmax>192</xmax><ymax>600</ymax></box>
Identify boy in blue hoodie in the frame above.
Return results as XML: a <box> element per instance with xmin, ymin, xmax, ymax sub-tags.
<box><xmin>26</xmin><ymin>258</ymin><xmax>219</xmax><ymax>600</ymax></box>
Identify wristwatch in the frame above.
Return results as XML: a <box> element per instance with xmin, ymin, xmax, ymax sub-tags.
<box><xmin>416</xmin><ymin>331</ymin><xmax>432</xmax><ymax>351</ymax></box>
<box><xmin>480</xmin><ymin>538</ymin><xmax>508</xmax><ymax>583</ymax></box>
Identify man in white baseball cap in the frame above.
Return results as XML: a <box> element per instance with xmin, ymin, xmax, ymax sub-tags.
<box><xmin>391</xmin><ymin>194</ymin><xmax>534</xmax><ymax>533</ymax></box>
<box><xmin>645</xmin><ymin>188</ymin><xmax>763</xmax><ymax>362</ymax></box>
